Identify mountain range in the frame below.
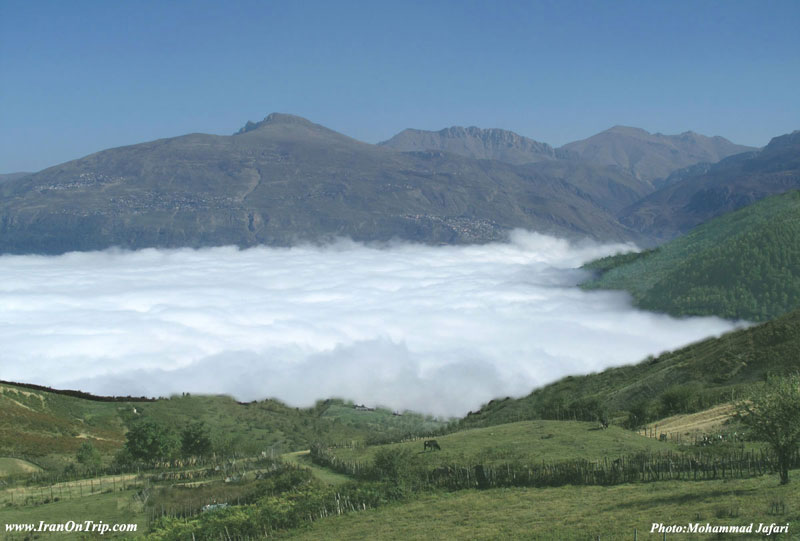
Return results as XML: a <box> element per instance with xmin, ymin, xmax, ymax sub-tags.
<box><xmin>559</xmin><ymin>126</ymin><xmax>754</xmax><ymax>184</ymax></box>
<box><xmin>0</xmin><ymin>114</ymin><xmax>794</xmax><ymax>254</ymax></box>
<box><xmin>382</xmin><ymin>124</ymin><xmax>754</xmax><ymax>186</ymax></box>
<box><xmin>619</xmin><ymin>131</ymin><xmax>800</xmax><ymax>240</ymax></box>
<box><xmin>379</xmin><ymin>126</ymin><xmax>561</xmax><ymax>164</ymax></box>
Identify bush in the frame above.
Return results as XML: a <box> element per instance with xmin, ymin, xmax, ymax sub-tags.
<box><xmin>371</xmin><ymin>448</ymin><xmax>423</xmax><ymax>489</ymax></box>
<box><xmin>124</xmin><ymin>420</ymin><xmax>178</xmax><ymax>462</ymax></box>
<box><xmin>181</xmin><ymin>422</ymin><xmax>212</xmax><ymax>458</ymax></box>
<box><xmin>659</xmin><ymin>383</ymin><xmax>703</xmax><ymax>417</ymax></box>
<box><xmin>76</xmin><ymin>441</ymin><xmax>102</xmax><ymax>467</ymax></box>
<box><xmin>625</xmin><ymin>399</ymin><xmax>655</xmax><ymax>429</ymax></box>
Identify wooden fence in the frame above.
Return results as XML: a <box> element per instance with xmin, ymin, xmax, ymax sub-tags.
<box><xmin>310</xmin><ymin>445</ymin><xmax>800</xmax><ymax>490</ymax></box>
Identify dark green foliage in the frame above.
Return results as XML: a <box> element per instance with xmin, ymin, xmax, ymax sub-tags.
<box><xmin>75</xmin><ymin>441</ymin><xmax>101</xmax><ymax>467</ymax></box>
<box><xmin>584</xmin><ymin>190</ymin><xmax>800</xmax><ymax>322</ymax></box>
<box><xmin>659</xmin><ymin>383</ymin><xmax>704</xmax><ymax>417</ymax></box>
<box><xmin>180</xmin><ymin>421</ymin><xmax>212</xmax><ymax>458</ymax></box>
<box><xmin>124</xmin><ymin>420</ymin><xmax>178</xmax><ymax>462</ymax></box>
<box><xmin>370</xmin><ymin>448</ymin><xmax>425</xmax><ymax>490</ymax></box>
<box><xmin>624</xmin><ymin>399</ymin><xmax>656</xmax><ymax>429</ymax></box>
<box><xmin>582</xmin><ymin>248</ymin><xmax>657</xmax><ymax>274</ymax></box>
<box><xmin>147</xmin><ymin>472</ymin><xmax>408</xmax><ymax>540</ymax></box>
<box><xmin>737</xmin><ymin>373</ymin><xmax>800</xmax><ymax>484</ymax></box>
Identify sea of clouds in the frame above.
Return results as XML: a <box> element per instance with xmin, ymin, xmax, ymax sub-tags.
<box><xmin>0</xmin><ymin>231</ymin><xmax>744</xmax><ymax>417</ymax></box>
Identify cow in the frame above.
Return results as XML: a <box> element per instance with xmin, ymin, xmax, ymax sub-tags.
<box><xmin>423</xmin><ymin>439</ymin><xmax>441</xmax><ymax>451</ymax></box>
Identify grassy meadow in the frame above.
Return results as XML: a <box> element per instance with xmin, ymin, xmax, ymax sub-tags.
<box><xmin>279</xmin><ymin>475</ymin><xmax>799</xmax><ymax>540</ymax></box>
<box><xmin>322</xmin><ymin>420</ymin><xmax>676</xmax><ymax>467</ymax></box>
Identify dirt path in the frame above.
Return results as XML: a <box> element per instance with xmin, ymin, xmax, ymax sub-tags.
<box><xmin>283</xmin><ymin>450</ymin><xmax>351</xmax><ymax>485</ymax></box>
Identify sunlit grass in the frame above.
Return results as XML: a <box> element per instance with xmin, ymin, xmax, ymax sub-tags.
<box><xmin>281</xmin><ymin>473</ymin><xmax>800</xmax><ymax>540</ymax></box>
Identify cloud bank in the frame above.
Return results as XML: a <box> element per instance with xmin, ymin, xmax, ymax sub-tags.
<box><xmin>0</xmin><ymin>232</ymin><xmax>743</xmax><ymax>417</ymax></box>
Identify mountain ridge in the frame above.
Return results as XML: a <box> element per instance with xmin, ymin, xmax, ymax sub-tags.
<box><xmin>619</xmin><ymin>130</ymin><xmax>800</xmax><ymax>240</ymax></box>
<box><xmin>0</xmin><ymin>113</ymin><xmax>645</xmax><ymax>254</ymax></box>
<box><xmin>379</xmin><ymin>125</ymin><xmax>558</xmax><ymax>165</ymax></box>
<box><xmin>560</xmin><ymin>125</ymin><xmax>755</xmax><ymax>184</ymax></box>
<box><xmin>0</xmin><ymin>114</ymin><xmax>777</xmax><ymax>255</ymax></box>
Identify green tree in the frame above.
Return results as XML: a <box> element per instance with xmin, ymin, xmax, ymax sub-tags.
<box><xmin>124</xmin><ymin>420</ymin><xmax>178</xmax><ymax>462</ymax></box>
<box><xmin>737</xmin><ymin>373</ymin><xmax>800</xmax><ymax>485</ymax></box>
<box><xmin>625</xmin><ymin>398</ymin><xmax>654</xmax><ymax>429</ymax></box>
<box><xmin>75</xmin><ymin>441</ymin><xmax>101</xmax><ymax>467</ymax></box>
<box><xmin>181</xmin><ymin>421</ymin><xmax>212</xmax><ymax>458</ymax></box>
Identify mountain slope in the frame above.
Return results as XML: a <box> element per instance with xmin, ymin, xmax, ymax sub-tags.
<box><xmin>0</xmin><ymin>172</ymin><xmax>31</xmax><ymax>183</ymax></box>
<box><xmin>459</xmin><ymin>306</ymin><xmax>800</xmax><ymax>428</ymax></box>
<box><xmin>560</xmin><ymin>125</ymin><xmax>755</xmax><ymax>184</ymax></box>
<box><xmin>0</xmin><ymin>113</ymin><xmax>640</xmax><ymax>254</ymax></box>
<box><xmin>584</xmin><ymin>190</ymin><xmax>800</xmax><ymax>322</ymax></box>
<box><xmin>619</xmin><ymin>131</ymin><xmax>800</xmax><ymax>240</ymax></box>
<box><xmin>380</xmin><ymin>125</ymin><xmax>656</xmax><ymax>213</ymax></box>
<box><xmin>379</xmin><ymin>126</ymin><xmax>558</xmax><ymax>164</ymax></box>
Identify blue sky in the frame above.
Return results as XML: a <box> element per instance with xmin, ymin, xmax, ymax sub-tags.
<box><xmin>1</xmin><ymin>0</ymin><xmax>799</xmax><ymax>172</ymax></box>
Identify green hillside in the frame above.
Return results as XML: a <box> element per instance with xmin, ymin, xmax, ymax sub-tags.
<box><xmin>584</xmin><ymin>190</ymin><xmax>800</xmax><ymax>321</ymax></box>
<box><xmin>316</xmin><ymin>420</ymin><xmax>674</xmax><ymax>469</ymax></box>
<box><xmin>0</xmin><ymin>384</ymin><xmax>443</xmax><ymax>466</ymax></box>
<box><xmin>458</xmin><ymin>307</ymin><xmax>800</xmax><ymax>429</ymax></box>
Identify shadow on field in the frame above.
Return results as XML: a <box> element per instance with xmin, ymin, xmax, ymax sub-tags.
<box><xmin>602</xmin><ymin>487</ymin><xmax>760</xmax><ymax>511</ymax></box>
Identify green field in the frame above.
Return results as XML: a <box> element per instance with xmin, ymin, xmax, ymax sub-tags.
<box><xmin>0</xmin><ymin>489</ymin><xmax>147</xmax><ymax>540</ymax></box>
<box><xmin>0</xmin><ymin>458</ymin><xmax>42</xmax><ymax>477</ymax></box>
<box><xmin>324</xmin><ymin>420</ymin><xmax>675</xmax><ymax>467</ymax></box>
<box><xmin>278</xmin><ymin>474</ymin><xmax>799</xmax><ymax>540</ymax></box>
<box><xmin>282</xmin><ymin>450</ymin><xmax>350</xmax><ymax>485</ymax></box>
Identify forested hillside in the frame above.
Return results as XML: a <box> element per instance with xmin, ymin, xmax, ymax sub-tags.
<box><xmin>583</xmin><ymin>190</ymin><xmax>800</xmax><ymax>321</ymax></box>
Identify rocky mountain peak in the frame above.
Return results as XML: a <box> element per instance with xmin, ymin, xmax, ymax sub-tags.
<box><xmin>765</xmin><ymin>130</ymin><xmax>800</xmax><ymax>151</ymax></box>
<box><xmin>379</xmin><ymin>125</ymin><xmax>556</xmax><ymax>164</ymax></box>
<box><xmin>235</xmin><ymin>113</ymin><xmax>317</xmax><ymax>134</ymax></box>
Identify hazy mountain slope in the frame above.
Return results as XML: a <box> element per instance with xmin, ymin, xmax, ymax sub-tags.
<box><xmin>459</xmin><ymin>307</ymin><xmax>800</xmax><ymax>428</ymax></box>
<box><xmin>0</xmin><ymin>172</ymin><xmax>31</xmax><ymax>183</ymax></box>
<box><xmin>560</xmin><ymin>126</ymin><xmax>755</xmax><ymax>184</ymax></box>
<box><xmin>380</xmin><ymin>125</ymin><xmax>655</xmax><ymax>212</ymax></box>
<box><xmin>619</xmin><ymin>131</ymin><xmax>800</xmax><ymax>240</ymax></box>
<box><xmin>583</xmin><ymin>190</ymin><xmax>800</xmax><ymax>322</ymax></box>
<box><xmin>379</xmin><ymin>126</ymin><xmax>557</xmax><ymax>164</ymax></box>
<box><xmin>0</xmin><ymin>114</ymin><xmax>639</xmax><ymax>254</ymax></box>
<box><xmin>516</xmin><ymin>159</ymin><xmax>653</xmax><ymax>213</ymax></box>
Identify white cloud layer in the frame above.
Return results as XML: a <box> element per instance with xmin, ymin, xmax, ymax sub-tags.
<box><xmin>0</xmin><ymin>231</ymin><xmax>744</xmax><ymax>417</ymax></box>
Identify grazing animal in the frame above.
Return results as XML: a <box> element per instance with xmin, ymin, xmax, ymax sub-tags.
<box><xmin>423</xmin><ymin>439</ymin><xmax>441</xmax><ymax>451</ymax></box>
